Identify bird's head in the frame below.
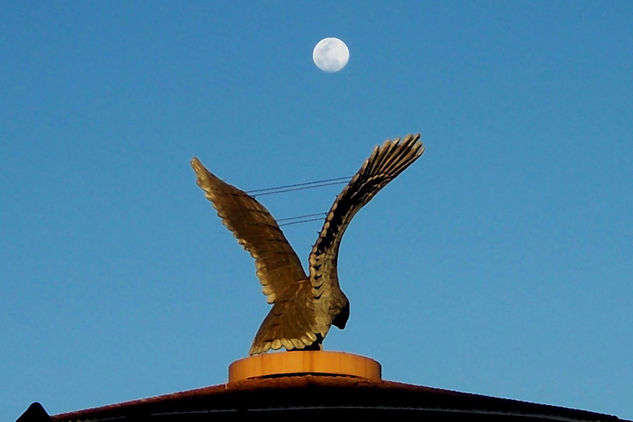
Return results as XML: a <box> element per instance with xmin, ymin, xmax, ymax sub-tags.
<box><xmin>332</xmin><ymin>300</ymin><xmax>350</xmax><ymax>329</ymax></box>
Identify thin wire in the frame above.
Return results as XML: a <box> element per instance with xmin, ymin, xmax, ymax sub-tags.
<box><xmin>279</xmin><ymin>217</ymin><xmax>326</xmax><ymax>227</ymax></box>
<box><xmin>252</xmin><ymin>180</ymin><xmax>349</xmax><ymax>197</ymax></box>
<box><xmin>247</xmin><ymin>176</ymin><xmax>351</xmax><ymax>197</ymax></box>
<box><xmin>247</xmin><ymin>176</ymin><xmax>350</xmax><ymax>194</ymax></box>
<box><xmin>246</xmin><ymin>176</ymin><xmax>348</xmax><ymax>227</ymax></box>
<box><xmin>277</xmin><ymin>212</ymin><xmax>327</xmax><ymax>223</ymax></box>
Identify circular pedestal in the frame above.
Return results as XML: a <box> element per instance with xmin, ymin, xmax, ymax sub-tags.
<box><xmin>228</xmin><ymin>351</ymin><xmax>381</xmax><ymax>383</ymax></box>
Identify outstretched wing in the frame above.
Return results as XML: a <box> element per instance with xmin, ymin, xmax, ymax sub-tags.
<box><xmin>191</xmin><ymin>158</ymin><xmax>308</xmax><ymax>304</ymax></box>
<box><xmin>309</xmin><ymin>134</ymin><xmax>424</xmax><ymax>318</ymax></box>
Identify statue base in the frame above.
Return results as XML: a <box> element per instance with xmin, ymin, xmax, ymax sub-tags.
<box><xmin>228</xmin><ymin>351</ymin><xmax>381</xmax><ymax>383</ymax></box>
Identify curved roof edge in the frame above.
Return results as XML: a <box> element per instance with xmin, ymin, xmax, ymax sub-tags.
<box><xmin>19</xmin><ymin>375</ymin><xmax>627</xmax><ymax>422</ymax></box>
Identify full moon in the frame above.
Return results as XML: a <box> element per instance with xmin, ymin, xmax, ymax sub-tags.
<box><xmin>313</xmin><ymin>37</ymin><xmax>349</xmax><ymax>72</ymax></box>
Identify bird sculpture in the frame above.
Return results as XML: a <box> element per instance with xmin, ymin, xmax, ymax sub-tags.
<box><xmin>191</xmin><ymin>134</ymin><xmax>424</xmax><ymax>355</ymax></box>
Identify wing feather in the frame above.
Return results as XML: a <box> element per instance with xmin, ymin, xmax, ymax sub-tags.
<box><xmin>191</xmin><ymin>158</ymin><xmax>308</xmax><ymax>304</ymax></box>
<box><xmin>249</xmin><ymin>279</ymin><xmax>318</xmax><ymax>355</ymax></box>
<box><xmin>308</xmin><ymin>134</ymin><xmax>424</xmax><ymax>312</ymax></box>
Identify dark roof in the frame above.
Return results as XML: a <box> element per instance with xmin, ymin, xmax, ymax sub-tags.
<box><xmin>18</xmin><ymin>375</ymin><xmax>627</xmax><ymax>422</ymax></box>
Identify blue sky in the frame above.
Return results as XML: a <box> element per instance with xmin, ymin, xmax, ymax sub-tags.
<box><xmin>2</xmin><ymin>1</ymin><xmax>632</xmax><ymax>420</ymax></box>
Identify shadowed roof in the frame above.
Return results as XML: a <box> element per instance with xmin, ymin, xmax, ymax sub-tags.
<box><xmin>29</xmin><ymin>375</ymin><xmax>624</xmax><ymax>422</ymax></box>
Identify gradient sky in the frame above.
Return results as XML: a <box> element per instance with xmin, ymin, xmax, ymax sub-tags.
<box><xmin>2</xmin><ymin>2</ymin><xmax>632</xmax><ymax>420</ymax></box>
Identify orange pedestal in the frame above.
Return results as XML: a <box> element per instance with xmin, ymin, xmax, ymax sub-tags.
<box><xmin>228</xmin><ymin>351</ymin><xmax>381</xmax><ymax>383</ymax></box>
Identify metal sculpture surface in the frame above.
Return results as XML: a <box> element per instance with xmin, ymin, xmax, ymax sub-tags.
<box><xmin>191</xmin><ymin>134</ymin><xmax>424</xmax><ymax>355</ymax></box>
